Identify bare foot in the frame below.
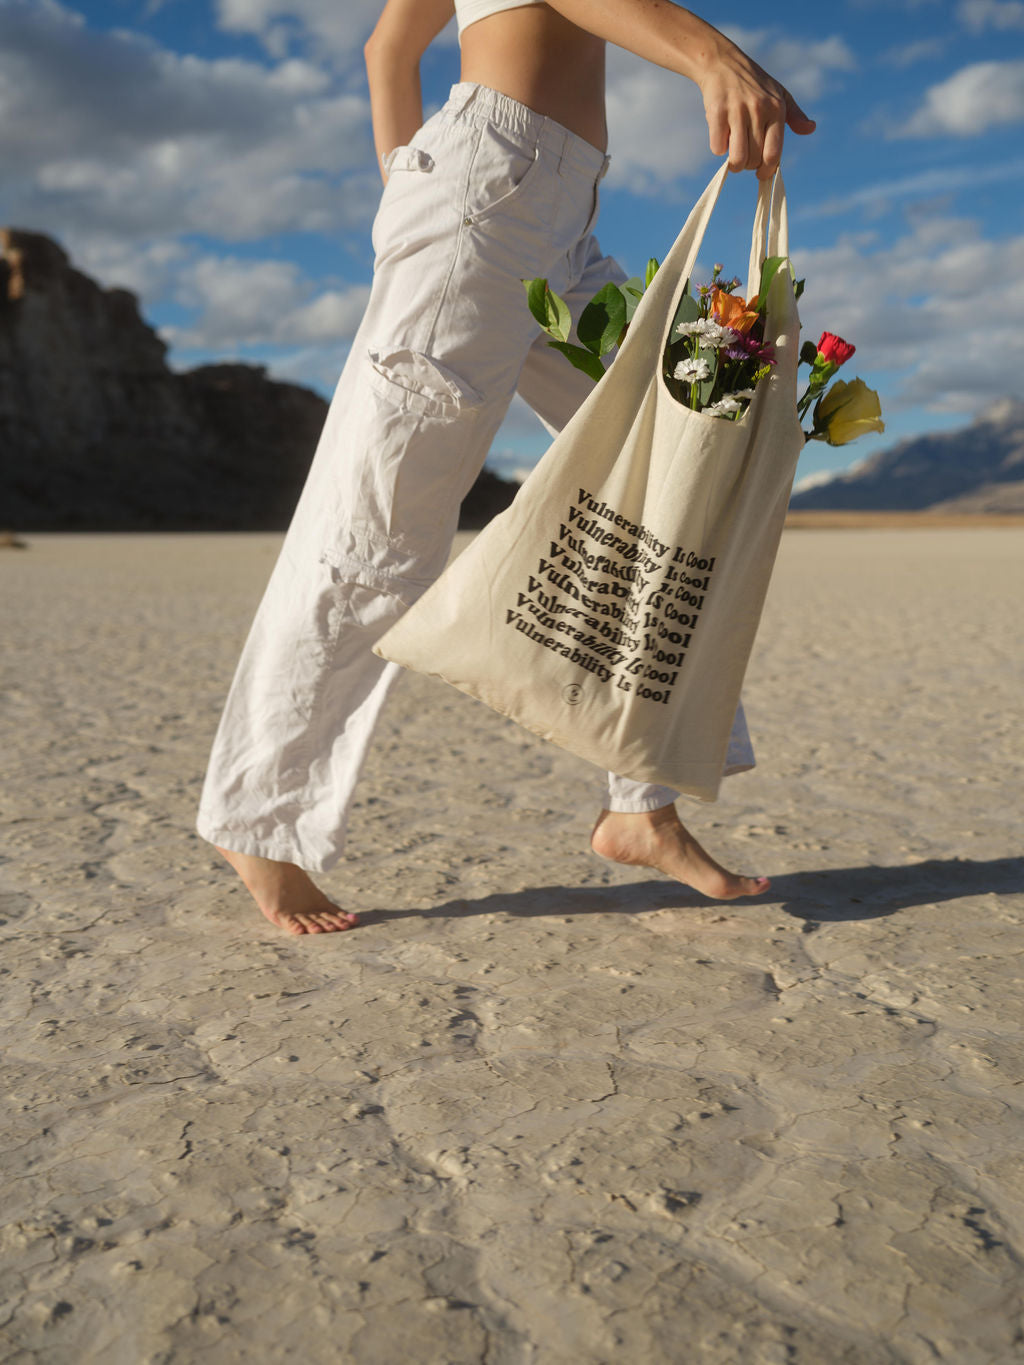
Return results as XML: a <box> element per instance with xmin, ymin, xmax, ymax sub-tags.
<box><xmin>591</xmin><ymin>805</ymin><xmax>770</xmax><ymax>901</ymax></box>
<box><xmin>214</xmin><ymin>845</ymin><xmax>359</xmax><ymax>935</ymax></box>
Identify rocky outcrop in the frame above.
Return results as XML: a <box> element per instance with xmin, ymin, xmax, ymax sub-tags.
<box><xmin>0</xmin><ymin>228</ymin><xmax>518</xmax><ymax>531</ymax></box>
<box><xmin>790</xmin><ymin>399</ymin><xmax>1024</xmax><ymax>513</ymax></box>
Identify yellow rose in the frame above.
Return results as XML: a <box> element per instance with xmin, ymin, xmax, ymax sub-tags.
<box><xmin>811</xmin><ymin>378</ymin><xmax>885</xmax><ymax>446</ymax></box>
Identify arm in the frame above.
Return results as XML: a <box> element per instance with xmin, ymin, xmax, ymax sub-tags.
<box><xmin>364</xmin><ymin>0</ymin><xmax>456</xmax><ymax>185</ymax></box>
<box><xmin>542</xmin><ymin>0</ymin><xmax>816</xmax><ymax>178</ymax></box>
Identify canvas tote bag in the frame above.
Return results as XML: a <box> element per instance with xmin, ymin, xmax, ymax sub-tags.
<box><xmin>375</xmin><ymin>162</ymin><xmax>805</xmax><ymax>801</ymax></box>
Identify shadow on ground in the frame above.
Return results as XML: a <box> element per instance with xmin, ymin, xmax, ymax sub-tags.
<box><xmin>362</xmin><ymin>856</ymin><xmax>1024</xmax><ymax>930</ymax></box>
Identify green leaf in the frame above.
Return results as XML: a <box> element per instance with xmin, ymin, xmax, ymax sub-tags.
<box><xmin>645</xmin><ymin>257</ymin><xmax>660</xmax><ymax>288</ymax></box>
<box><xmin>621</xmin><ymin>277</ymin><xmax>644</xmax><ymax>323</ymax></box>
<box><xmin>794</xmin><ymin>277</ymin><xmax>806</xmax><ymax>302</ymax></box>
<box><xmin>799</xmin><ymin>340</ymin><xmax>819</xmax><ymax>367</ymax></box>
<box><xmin>669</xmin><ymin>288</ymin><xmax>700</xmax><ymax>339</ymax></box>
<box><xmin>697</xmin><ymin>346</ymin><xmax>718</xmax><ymax>407</ymax></box>
<box><xmin>523</xmin><ymin>277</ymin><xmax>570</xmax><ymax>342</ymax></box>
<box><xmin>756</xmin><ymin>255</ymin><xmax>787</xmax><ymax>311</ymax></box>
<box><xmin>577</xmin><ymin>283</ymin><xmax>628</xmax><ymax>357</ymax></box>
<box><xmin>547</xmin><ymin>339</ymin><xmax>606</xmax><ymax>383</ymax></box>
<box><xmin>523</xmin><ymin>277</ymin><xmax>549</xmax><ymax>327</ymax></box>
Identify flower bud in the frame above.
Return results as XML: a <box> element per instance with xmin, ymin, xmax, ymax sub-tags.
<box><xmin>817</xmin><ymin>332</ymin><xmax>856</xmax><ymax>367</ymax></box>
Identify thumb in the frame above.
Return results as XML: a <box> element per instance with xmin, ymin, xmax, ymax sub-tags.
<box><xmin>785</xmin><ymin>90</ymin><xmax>816</xmax><ymax>135</ymax></box>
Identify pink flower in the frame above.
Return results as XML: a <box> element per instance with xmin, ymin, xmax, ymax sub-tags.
<box><xmin>817</xmin><ymin>332</ymin><xmax>855</xmax><ymax>366</ymax></box>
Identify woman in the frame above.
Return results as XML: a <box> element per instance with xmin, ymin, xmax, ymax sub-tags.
<box><xmin>196</xmin><ymin>0</ymin><xmax>815</xmax><ymax>934</ymax></box>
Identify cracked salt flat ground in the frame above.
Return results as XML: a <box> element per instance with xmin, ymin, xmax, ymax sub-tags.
<box><xmin>0</xmin><ymin>530</ymin><xmax>1022</xmax><ymax>1364</ymax></box>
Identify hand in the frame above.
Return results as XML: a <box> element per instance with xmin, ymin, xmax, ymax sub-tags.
<box><xmin>699</xmin><ymin>42</ymin><xmax>816</xmax><ymax>179</ymax></box>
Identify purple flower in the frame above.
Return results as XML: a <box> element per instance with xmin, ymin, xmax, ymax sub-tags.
<box><xmin>704</xmin><ymin>275</ymin><xmax>742</xmax><ymax>294</ymax></box>
<box><xmin>723</xmin><ymin>329</ymin><xmax>776</xmax><ymax>365</ymax></box>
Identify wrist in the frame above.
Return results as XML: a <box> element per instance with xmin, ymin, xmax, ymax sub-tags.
<box><xmin>677</xmin><ymin>19</ymin><xmax>735</xmax><ymax>88</ymax></box>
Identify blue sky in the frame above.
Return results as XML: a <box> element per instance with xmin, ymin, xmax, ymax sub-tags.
<box><xmin>1</xmin><ymin>0</ymin><xmax>1022</xmax><ymax>487</ymax></box>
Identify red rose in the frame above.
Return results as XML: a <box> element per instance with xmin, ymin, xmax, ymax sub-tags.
<box><xmin>817</xmin><ymin>332</ymin><xmax>855</xmax><ymax>366</ymax></box>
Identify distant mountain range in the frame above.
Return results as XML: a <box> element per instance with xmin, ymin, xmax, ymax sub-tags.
<box><xmin>790</xmin><ymin>398</ymin><xmax>1024</xmax><ymax>513</ymax></box>
<box><xmin>0</xmin><ymin>228</ymin><xmax>516</xmax><ymax>531</ymax></box>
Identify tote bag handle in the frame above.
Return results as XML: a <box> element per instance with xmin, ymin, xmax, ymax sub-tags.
<box><xmin>647</xmin><ymin>163</ymin><xmax>790</xmax><ymax>361</ymax></box>
<box><xmin>747</xmin><ymin>172</ymin><xmax>789</xmax><ymax>298</ymax></box>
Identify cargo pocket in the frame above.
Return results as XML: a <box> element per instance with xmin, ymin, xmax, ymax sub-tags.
<box><xmin>317</xmin><ymin>556</ymin><xmax>421</xmax><ymax>633</ymax></box>
<box><xmin>362</xmin><ymin>344</ymin><xmax>484</xmax><ymax>549</ymax></box>
<box><xmin>382</xmin><ymin>146</ymin><xmax>435</xmax><ymax>176</ymax></box>
<box><xmin>372</xmin><ymin>145</ymin><xmax>437</xmax><ymax>261</ymax></box>
<box><xmin>365</xmin><ymin>345</ymin><xmax>482</xmax><ymax>418</ymax></box>
<box><xmin>321</xmin><ymin>345</ymin><xmax>485</xmax><ymax>610</ymax></box>
<box><xmin>312</xmin><ymin>546</ymin><xmax>425</xmax><ymax>668</ymax></box>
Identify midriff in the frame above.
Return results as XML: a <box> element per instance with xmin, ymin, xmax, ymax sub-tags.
<box><xmin>459</xmin><ymin>6</ymin><xmax>608</xmax><ymax>152</ymax></box>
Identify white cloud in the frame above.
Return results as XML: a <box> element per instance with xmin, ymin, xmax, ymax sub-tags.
<box><xmin>957</xmin><ymin>0</ymin><xmax>1024</xmax><ymax>29</ymax></box>
<box><xmin>723</xmin><ymin>29</ymin><xmax>858</xmax><ymax>103</ymax></box>
<box><xmin>792</xmin><ymin>468</ymin><xmax>841</xmax><ymax>494</ymax></box>
<box><xmin>605</xmin><ymin>52</ymin><xmax>710</xmax><ymax>194</ymax></box>
<box><xmin>242</xmin><ymin>342</ymin><xmax>362</xmax><ymax>395</ymax></box>
<box><xmin>501</xmin><ymin>393</ymin><xmax>552</xmax><ymax>439</ymax></box>
<box><xmin>278</xmin><ymin>286</ymin><xmax>373</xmax><ymax>344</ymax></box>
<box><xmin>847</xmin><ymin>0</ymin><xmax>942</xmax><ymax>8</ymax></box>
<box><xmin>0</xmin><ymin>0</ymin><xmax>377</xmax><ymax>244</ymax></box>
<box><xmin>902</xmin><ymin>60</ymin><xmax>1024</xmax><ymax>135</ymax></box>
<box><xmin>484</xmin><ymin>450</ymin><xmax>532</xmax><ymax>483</ymax></box>
<box><xmin>161</xmin><ymin>254</ymin><xmax>370</xmax><ymax>349</ymax></box>
<box><xmin>214</xmin><ymin>0</ymin><xmax>382</xmax><ymax>59</ymax></box>
<box><xmin>802</xmin><ymin>156</ymin><xmax>1024</xmax><ymax>218</ymax></box>
<box><xmin>880</xmin><ymin>37</ymin><xmax>947</xmax><ymax>67</ymax></box>
<box><xmin>791</xmin><ymin>215</ymin><xmax>1024</xmax><ymax>413</ymax></box>
<box><xmin>212</xmin><ymin>0</ymin><xmax>459</xmax><ymax>61</ymax></box>
<box><xmin>69</xmin><ymin>236</ymin><xmax>193</xmax><ymax>309</ymax></box>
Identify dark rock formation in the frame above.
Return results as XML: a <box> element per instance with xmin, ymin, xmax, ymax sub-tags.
<box><xmin>790</xmin><ymin>399</ymin><xmax>1024</xmax><ymax>513</ymax></box>
<box><xmin>458</xmin><ymin>465</ymin><xmax>522</xmax><ymax>529</ymax></box>
<box><xmin>0</xmin><ymin>228</ymin><xmax>519</xmax><ymax>531</ymax></box>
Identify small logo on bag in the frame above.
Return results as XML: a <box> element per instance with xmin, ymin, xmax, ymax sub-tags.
<box><xmin>562</xmin><ymin>684</ymin><xmax>584</xmax><ymax>706</ymax></box>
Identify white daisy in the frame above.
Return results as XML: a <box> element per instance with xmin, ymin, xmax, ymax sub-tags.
<box><xmin>694</xmin><ymin>318</ymin><xmax>731</xmax><ymax>347</ymax></box>
<box><xmin>673</xmin><ymin>357</ymin><xmax>711</xmax><ymax>383</ymax></box>
<box><xmin>674</xmin><ymin>318</ymin><xmax>730</xmax><ymax>348</ymax></box>
<box><xmin>705</xmin><ymin>395</ymin><xmax>744</xmax><ymax>416</ymax></box>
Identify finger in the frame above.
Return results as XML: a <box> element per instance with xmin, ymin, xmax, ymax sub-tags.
<box><xmin>744</xmin><ymin>109</ymin><xmax>764</xmax><ymax>172</ymax></box>
<box><xmin>706</xmin><ymin>99</ymin><xmax>729</xmax><ymax>158</ymax></box>
<box><xmin>747</xmin><ymin>120</ymin><xmax>765</xmax><ymax>172</ymax></box>
<box><xmin>785</xmin><ymin>89</ymin><xmax>817</xmax><ymax>134</ymax></box>
<box><xmin>758</xmin><ymin>118</ymin><xmax>784</xmax><ymax>179</ymax></box>
<box><xmin>728</xmin><ymin>109</ymin><xmax>750</xmax><ymax>173</ymax></box>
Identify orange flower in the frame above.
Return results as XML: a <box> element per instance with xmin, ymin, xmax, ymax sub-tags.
<box><xmin>711</xmin><ymin>287</ymin><xmax>760</xmax><ymax>335</ymax></box>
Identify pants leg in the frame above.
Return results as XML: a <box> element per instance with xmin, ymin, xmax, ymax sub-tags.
<box><xmin>197</xmin><ymin>84</ymin><xmax>615</xmax><ymax>872</ymax></box>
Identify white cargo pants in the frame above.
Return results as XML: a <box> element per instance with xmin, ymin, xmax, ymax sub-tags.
<box><xmin>197</xmin><ymin>83</ymin><xmax>754</xmax><ymax>874</ymax></box>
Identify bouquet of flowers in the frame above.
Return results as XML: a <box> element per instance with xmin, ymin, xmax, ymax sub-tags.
<box><xmin>524</xmin><ymin>258</ymin><xmax>884</xmax><ymax>446</ymax></box>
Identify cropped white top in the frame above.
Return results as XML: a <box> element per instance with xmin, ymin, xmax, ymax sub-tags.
<box><xmin>455</xmin><ymin>0</ymin><xmax>545</xmax><ymax>42</ymax></box>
